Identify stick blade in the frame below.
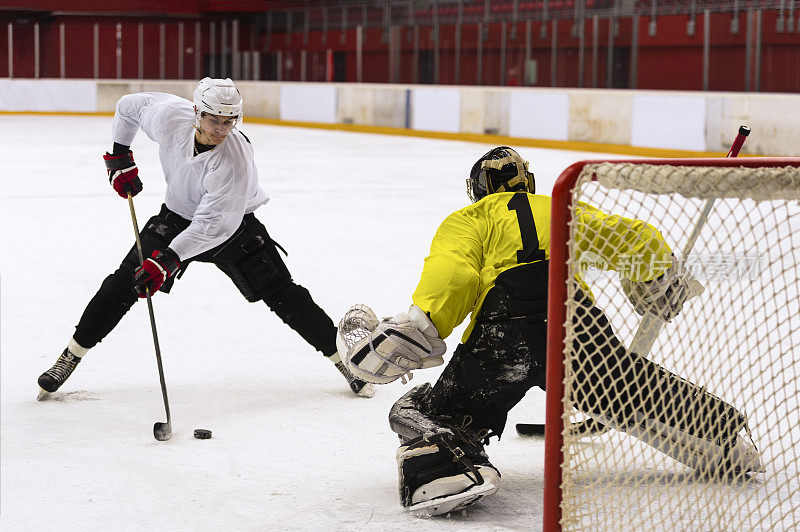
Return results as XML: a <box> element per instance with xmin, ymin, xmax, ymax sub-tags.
<box><xmin>154</xmin><ymin>421</ymin><xmax>172</xmax><ymax>441</ymax></box>
<box><xmin>516</xmin><ymin>423</ymin><xmax>546</xmax><ymax>436</ymax></box>
<box><xmin>516</xmin><ymin>419</ymin><xmax>610</xmax><ymax>438</ymax></box>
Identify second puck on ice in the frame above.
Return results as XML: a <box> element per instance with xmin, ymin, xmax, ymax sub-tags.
<box><xmin>193</xmin><ymin>429</ymin><xmax>212</xmax><ymax>439</ymax></box>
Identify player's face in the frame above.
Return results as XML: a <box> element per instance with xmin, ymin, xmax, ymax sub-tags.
<box><xmin>197</xmin><ymin>112</ymin><xmax>237</xmax><ymax>145</ymax></box>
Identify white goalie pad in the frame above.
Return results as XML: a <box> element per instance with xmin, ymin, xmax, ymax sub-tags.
<box><xmin>406</xmin><ymin>480</ymin><xmax>498</xmax><ymax>518</ymax></box>
<box><xmin>397</xmin><ymin>432</ymin><xmax>501</xmax><ymax>517</ymax></box>
<box><xmin>594</xmin><ymin>412</ymin><xmax>764</xmax><ymax>475</ymax></box>
<box><xmin>336</xmin><ymin>304</ymin><xmax>446</xmax><ymax>385</ymax></box>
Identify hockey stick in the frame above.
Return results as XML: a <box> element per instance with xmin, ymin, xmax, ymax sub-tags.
<box><xmin>628</xmin><ymin>125</ymin><xmax>750</xmax><ymax>357</ymax></box>
<box><xmin>516</xmin><ymin>417</ymin><xmax>609</xmax><ymax>438</ymax></box>
<box><xmin>126</xmin><ymin>189</ymin><xmax>172</xmax><ymax>441</ymax></box>
<box><xmin>522</xmin><ymin>127</ymin><xmax>751</xmax><ymax>441</ymax></box>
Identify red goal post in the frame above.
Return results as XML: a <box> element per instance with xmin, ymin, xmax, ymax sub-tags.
<box><xmin>544</xmin><ymin>157</ymin><xmax>800</xmax><ymax>531</ymax></box>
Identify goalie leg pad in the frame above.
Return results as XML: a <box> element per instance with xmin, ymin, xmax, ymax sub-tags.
<box><xmin>389</xmin><ymin>383</ymin><xmax>443</xmax><ymax>442</ymax></box>
<box><xmin>388</xmin><ymin>383</ymin><xmax>492</xmax><ymax>444</ymax></box>
<box><xmin>619</xmin><ymin>413</ymin><xmax>765</xmax><ymax>475</ymax></box>
<box><xmin>406</xmin><ymin>477</ymin><xmax>498</xmax><ymax>518</ymax></box>
<box><xmin>571</xmin><ymin>290</ymin><xmax>763</xmax><ymax>475</ymax></box>
<box><xmin>397</xmin><ymin>432</ymin><xmax>500</xmax><ymax>516</ymax></box>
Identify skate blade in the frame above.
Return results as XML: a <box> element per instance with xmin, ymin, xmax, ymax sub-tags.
<box><xmin>407</xmin><ymin>482</ymin><xmax>497</xmax><ymax>518</ymax></box>
<box><xmin>356</xmin><ymin>383</ymin><xmax>376</xmax><ymax>398</ymax></box>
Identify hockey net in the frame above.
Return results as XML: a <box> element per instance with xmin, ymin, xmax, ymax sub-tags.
<box><xmin>544</xmin><ymin>158</ymin><xmax>800</xmax><ymax>531</ymax></box>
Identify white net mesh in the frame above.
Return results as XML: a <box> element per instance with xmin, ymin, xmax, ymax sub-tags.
<box><xmin>558</xmin><ymin>162</ymin><xmax>800</xmax><ymax>531</ymax></box>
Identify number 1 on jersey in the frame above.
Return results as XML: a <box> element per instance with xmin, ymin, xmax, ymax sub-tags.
<box><xmin>508</xmin><ymin>192</ymin><xmax>546</xmax><ymax>263</ymax></box>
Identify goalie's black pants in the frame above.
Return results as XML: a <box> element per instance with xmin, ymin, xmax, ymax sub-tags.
<box><xmin>421</xmin><ymin>286</ymin><xmax>740</xmax><ymax>443</ymax></box>
<box><xmin>422</xmin><ymin>281</ymin><xmax>548</xmax><ymax>440</ymax></box>
<box><xmin>72</xmin><ymin>204</ymin><xmax>337</xmax><ymax>357</ymax></box>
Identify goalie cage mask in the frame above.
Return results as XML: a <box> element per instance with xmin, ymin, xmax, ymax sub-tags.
<box><xmin>467</xmin><ymin>146</ymin><xmax>535</xmax><ymax>203</ymax></box>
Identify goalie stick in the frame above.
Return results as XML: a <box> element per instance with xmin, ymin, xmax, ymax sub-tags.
<box><xmin>524</xmin><ymin>127</ymin><xmax>751</xmax><ymax>443</ymax></box>
<box><xmin>516</xmin><ymin>417</ymin><xmax>609</xmax><ymax>438</ymax></box>
<box><xmin>628</xmin><ymin>125</ymin><xmax>750</xmax><ymax>357</ymax></box>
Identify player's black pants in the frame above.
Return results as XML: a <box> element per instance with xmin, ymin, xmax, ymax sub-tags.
<box><xmin>73</xmin><ymin>204</ymin><xmax>337</xmax><ymax>357</ymax></box>
<box><xmin>420</xmin><ymin>274</ymin><xmax>740</xmax><ymax>443</ymax></box>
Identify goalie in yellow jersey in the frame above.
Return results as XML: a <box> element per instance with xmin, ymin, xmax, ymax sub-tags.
<box><xmin>336</xmin><ymin>147</ymin><xmax>762</xmax><ymax>517</ymax></box>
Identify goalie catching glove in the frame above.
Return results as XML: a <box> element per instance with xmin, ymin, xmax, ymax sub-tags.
<box><xmin>620</xmin><ymin>258</ymin><xmax>704</xmax><ymax>322</ymax></box>
<box><xmin>336</xmin><ymin>304</ymin><xmax>446</xmax><ymax>385</ymax></box>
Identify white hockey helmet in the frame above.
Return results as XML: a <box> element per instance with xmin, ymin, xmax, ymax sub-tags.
<box><xmin>193</xmin><ymin>77</ymin><xmax>243</xmax><ymax>124</ymax></box>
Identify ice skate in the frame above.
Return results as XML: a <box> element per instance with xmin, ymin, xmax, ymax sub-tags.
<box><xmin>398</xmin><ymin>432</ymin><xmax>500</xmax><ymax>517</ymax></box>
<box><xmin>38</xmin><ymin>348</ymin><xmax>82</xmax><ymax>393</ymax></box>
<box><xmin>329</xmin><ymin>351</ymin><xmax>375</xmax><ymax>397</ymax></box>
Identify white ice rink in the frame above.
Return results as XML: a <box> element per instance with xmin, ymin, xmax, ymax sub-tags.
<box><xmin>1</xmin><ymin>115</ymin><xmax>796</xmax><ymax>530</ymax></box>
<box><xmin>1</xmin><ymin>115</ymin><xmax>615</xmax><ymax>531</ymax></box>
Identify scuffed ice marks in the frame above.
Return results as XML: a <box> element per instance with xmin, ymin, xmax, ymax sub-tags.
<box><xmin>37</xmin><ymin>390</ymin><xmax>100</xmax><ymax>402</ymax></box>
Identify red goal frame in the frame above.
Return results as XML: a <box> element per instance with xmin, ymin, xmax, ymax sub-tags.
<box><xmin>543</xmin><ymin>157</ymin><xmax>800</xmax><ymax>532</ymax></box>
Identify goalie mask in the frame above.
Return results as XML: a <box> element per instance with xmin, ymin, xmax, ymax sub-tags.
<box><xmin>467</xmin><ymin>146</ymin><xmax>535</xmax><ymax>203</ymax></box>
<box><xmin>193</xmin><ymin>77</ymin><xmax>243</xmax><ymax>127</ymax></box>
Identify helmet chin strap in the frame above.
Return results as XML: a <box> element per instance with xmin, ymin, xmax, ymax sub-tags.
<box><xmin>193</xmin><ymin>125</ymin><xmax>213</xmax><ymax>145</ymax></box>
<box><xmin>193</xmin><ymin>107</ymin><xmax>215</xmax><ymax>146</ymax></box>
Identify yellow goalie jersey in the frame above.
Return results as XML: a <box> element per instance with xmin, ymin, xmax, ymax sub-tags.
<box><xmin>411</xmin><ymin>191</ymin><xmax>673</xmax><ymax>343</ymax></box>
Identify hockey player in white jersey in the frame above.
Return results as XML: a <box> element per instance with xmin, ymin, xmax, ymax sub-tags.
<box><xmin>38</xmin><ymin>77</ymin><xmax>371</xmax><ymax>397</ymax></box>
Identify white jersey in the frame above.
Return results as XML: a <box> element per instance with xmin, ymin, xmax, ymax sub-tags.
<box><xmin>111</xmin><ymin>92</ymin><xmax>269</xmax><ymax>261</ymax></box>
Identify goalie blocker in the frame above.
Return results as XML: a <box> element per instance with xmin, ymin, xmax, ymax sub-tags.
<box><xmin>620</xmin><ymin>257</ymin><xmax>705</xmax><ymax>322</ymax></box>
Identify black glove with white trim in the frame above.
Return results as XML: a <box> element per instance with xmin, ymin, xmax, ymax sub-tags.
<box><xmin>104</xmin><ymin>149</ymin><xmax>143</xmax><ymax>198</ymax></box>
<box><xmin>132</xmin><ymin>248</ymin><xmax>180</xmax><ymax>297</ymax></box>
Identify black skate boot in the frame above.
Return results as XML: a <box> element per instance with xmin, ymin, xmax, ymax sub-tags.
<box><xmin>397</xmin><ymin>431</ymin><xmax>500</xmax><ymax>517</ymax></box>
<box><xmin>327</xmin><ymin>350</ymin><xmax>374</xmax><ymax>396</ymax></box>
<box><xmin>334</xmin><ymin>360</ymin><xmax>374</xmax><ymax>397</ymax></box>
<box><xmin>38</xmin><ymin>348</ymin><xmax>82</xmax><ymax>392</ymax></box>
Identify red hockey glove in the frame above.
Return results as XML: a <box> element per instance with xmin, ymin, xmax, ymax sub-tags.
<box><xmin>133</xmin><ymin>249</ymin><xmax>180</xmax><ymax>297</ymax></box>
<box><xmin>103</xmin><ymin>151</ymin><xmax>143</xmax><ymax>198</ymax></box>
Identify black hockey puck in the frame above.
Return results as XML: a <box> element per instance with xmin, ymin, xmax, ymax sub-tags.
<box><xmin>193</xmin><ymin>429</ymin><xmax>212</xmax><ymax>439</ymax></box>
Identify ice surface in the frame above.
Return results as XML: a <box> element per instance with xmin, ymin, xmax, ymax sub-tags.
<box><xmin>2</xmin><ymin>115</ymin><xmax>612</xmax><ymax>531</ymax></box>
<box><xmin>10</xmin><ymin>115</ymin><xmax>793</xmax><ymax>531</ymax></box>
